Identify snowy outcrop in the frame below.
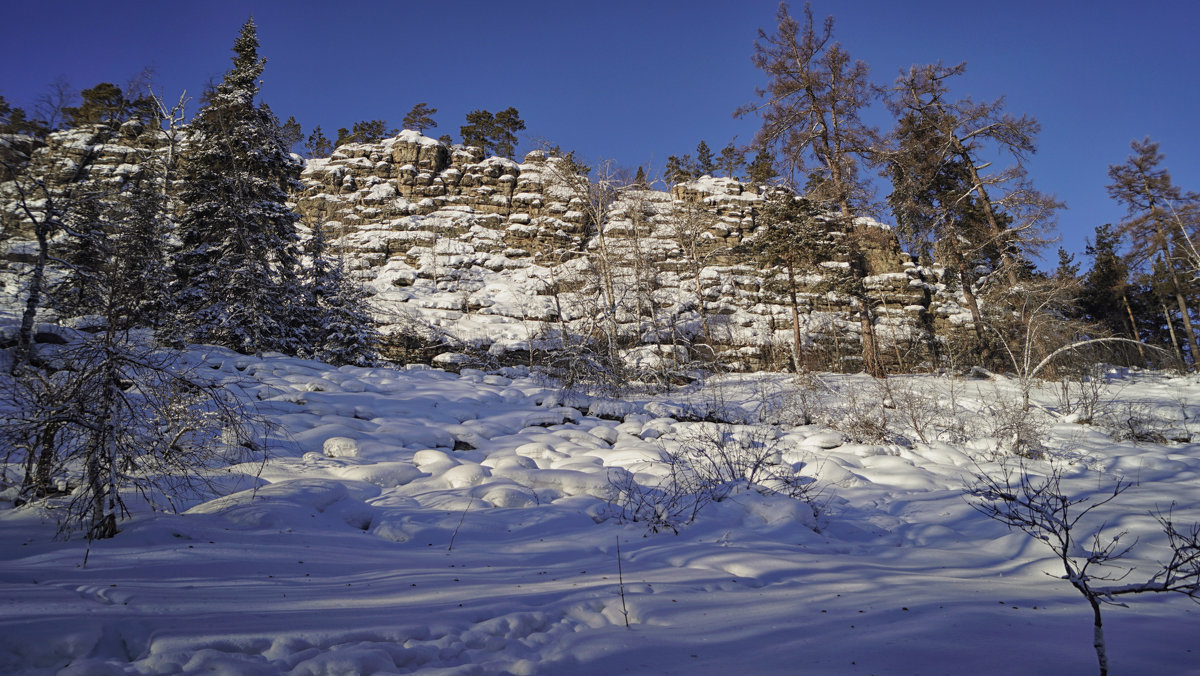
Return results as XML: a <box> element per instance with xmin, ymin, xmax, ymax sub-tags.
<box><xmin>2</xmin><ymin>127</ymin><xmax>952</xmax><ymax>372</ymax></box>
<box><xmin>292</xmin><ymin>133</ymin><xmax>933</xmax><ymax>371</ymax></box>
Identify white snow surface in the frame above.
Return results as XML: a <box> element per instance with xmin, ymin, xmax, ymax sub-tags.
<box><xmin>3</xmin><ymin>352</ymin><xmax>1200</xmax><ymax>674</ymax></box>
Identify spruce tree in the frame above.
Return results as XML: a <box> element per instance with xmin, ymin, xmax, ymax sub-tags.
<box><xmin>1080</xmin><ymin>224</ymin><xmax>1134</xmax><ymax>339</ymax></box>
<box><xmin>305</xmin><ymin>219</ymin><xmax>379</xmax><ymax>366</ymax></box>
<box><xmin>173</xmin><ymin>17</ymin><xmax>309</xmax><ymax>357</ymax></box>
<box><xmin>695</xmin><ymin>140</ymin><xmax>714</xmax><ymax>176</ymax></box>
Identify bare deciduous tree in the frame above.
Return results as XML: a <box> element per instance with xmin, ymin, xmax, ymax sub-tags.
<box><xmin>738</xmin><ymin>2</ymin><xmax>885</xmax><ymax>377</ymax></box>
<box><xmin>968</xmin><ymin>460</ymin><xmax>1200</xmax><ymax>675</ymax></box>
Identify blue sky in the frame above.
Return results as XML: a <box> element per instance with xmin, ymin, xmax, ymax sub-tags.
<box><xmin>2</xmin><ymin>0</ymin><xmax>1197</xmax><ymax>265</ymax></box>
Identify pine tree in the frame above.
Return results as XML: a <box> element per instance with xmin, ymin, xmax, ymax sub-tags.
<box><xmin>279</xmin><ymin>115</ymin><xmax>303</xmax><ymax>153</ymax></box>
<box><xmin>459</xmin><ymin>109</ymin><xmax>494</xmax><ymax>151</ymax></box>
<box><xmin>305</xmin><ymin>124</ymin><xmax>332</xmax><ymax>157</ymax></box>
<box><xmin>492</xmin><ymin>107</ymin><xmax>526</xmax><ymax>157</ymax></box>
<box><xmin>753</xmin><ymin>190</ymin><xmax>831</xmax><ymax>371</ymax></box>
<box><xmin>887</xmin><ymin>62</ymin><xmax>1056</xmax><ymax>288</ymax></box>
<box><xmin>718</xmin><ymin>141</ymin><xmax>745</xmax><ymax>179</ymax></box>
<box><xmin>459</xmin><ymin>107</ymin><xmax>525</xmax><ymax>157</ymax></box>
<box><xmin>172</xmin><ymin>17</ymin><xmax>309</xmax><ymax>357</ymax></box>
<box><xmin>1080</xmin><ymin>224</ymin><xmax>1136</xmax><ymax>341</ymax></box>
<box><xmin>61</xmin><ymin>83</ymin><xmax>125</xmax><ymax>128</ymax></box>
<box><xmin>746</xmin><ymin>148</ymin><xmax>777</xmax><ymax>186</ymax></box>
<box><xmin>633</xmin><ymin>166</ymin><xmax>648</xmax><ymax>188</ymax></box>
<box><xmin>333</xmin><ymin>119</ymin><xmax>395</xmax><ymax>147</ymax></box>
<box><xmin>402</xmin><ymin>102</ymin><xmax>438</xmax><ymax>133</ymax></box>
<box><xmin>663</xmin><ymin>155</ymin><xmax>686</xmax><ymax>185</ymax></box>
<box><xmin>0</xmin><ymin>95</ymin><xmax>48</xmax><ymax>138</ymax></box>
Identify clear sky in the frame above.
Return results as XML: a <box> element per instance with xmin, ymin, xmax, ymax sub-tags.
<box><xmin>2</xmin><ymin>0</ymin><xmax>1197</xmax><ymax>266</ymax></box>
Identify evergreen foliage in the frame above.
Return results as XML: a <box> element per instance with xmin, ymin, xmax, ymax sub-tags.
<box><xmin>1080</xmin><ymin>224</ymin><xmax>1133</xmax><ymax>338</ymax></box>
<box><xmin>334</xmin><ymin>119</ymin><xmax>396</xmax><ymax>147</ymax></box>
<box><xmin>695</xmin><ymin>140</ymin><xmax>714</xmax><ymax>175</ymax></box>
<box><xmin>279</xmin><ymin>115</ymin><xmax>303</xmax><ymax>153</ymax></box>
<box><xmin>663</xmin><ymin>155</ymin><xmax>692</xmax><ymax>185</ymax></box>
<box><xmin>746</xmin><ymin>148</ymin><xmax>776</xmax><ymax>186</ymax></box>
<box><xmin>305</xmin><ymin>124</ymin><xmax>332</xmax><ymax>157</ymax></box>
<box><xmin>402</xmin><ymin>102</ymin><xmax>438</xmax><ymax>133</ymax></box>
<box><xmin>304</xmin><ymin>219</ymin><xmax>379</xmax><ymax>366</ymax></box>
<box><xmin>633</xmin><ymin>166</ymin><xmax>648</xmax><ymax>187</ymax></box>
<box><xmin>62</xmin><ymin>82</ymin><xmax>155</xmax><ymax>129</ymax></box>
<box><xmin>718</xmin><ymin>141</ymin><xmax>744</xmax><ymax>179</ymax></box>
<box><xmin>459</xmin><ymin>107</ymin><xmax>525</xmax><ymax>157</ymax></box>
<box><xmin>172</xmin><ymin>17</ymin><xmax>309</xmax><ymax>357</ymax></box>
<box><xmin>1107</xmin><ymin>138</ymin><xmax>1200</xmax><ymax>366</ymax></box>
<box><xmin>0</xmin><ymin>95</ymin><xmax>48</xmax><ymax>137</ymax></box>
<box><xmin>751</xmin><ymin>190</ymin><xmax>835</xmax><ymax>370</ymax></box>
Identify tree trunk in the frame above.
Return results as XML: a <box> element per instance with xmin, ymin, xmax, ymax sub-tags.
<box><xmin>786</xmin><ymin>261</ymin><xmax>804</xmax><ymax>373</ymax></box>
<box><xmin>1122</xmin><ymin>294</ymin><xmax>1147</xmax><ymax>364</ymax></box>
<box><xmin>1170</xmin><ymin>279</ymin><xmax>1198</xmax><ymax>369</ymax></box>
<box><xmin>958</xmin><ymin>144</ymin><xmax>1021</xmax><ymax>288</ymax></box>
<box><xmin>859</xmin><ymin>304</ymin><xmax>883</xmax><ymax>378</ymax></box>
<box><xmin>14</xmin><ymin>211</ymin><xmax>50</xmax><ymax>373</ymax></box>
<box><xmin>1163</xmin><ymin>304</ymin><xmax>1185</xmax><ymax>368</ymax></box>
<box><xmin>1146</xmin><ymin>188</ymin><xmax>1200</xmax><ymax>367</ymax></box>
<box><xmin>1090</xmin><ymin>597</ymin><xmax>1109</xmax><ymax>676</ymax></box>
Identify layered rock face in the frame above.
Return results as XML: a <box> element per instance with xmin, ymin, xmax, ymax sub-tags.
<box><xmin>3</xmin><ymin>126</ymin><xmax>954</xmax><ymax>372</ymax></box>
<box><xmin>293</xmin><ymin>132</ymin><xmax>937</xmax><ymax>372</ymax></box>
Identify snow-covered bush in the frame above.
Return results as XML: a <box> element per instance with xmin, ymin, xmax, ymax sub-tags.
<box><xmin>1</xmin><ymin>335</ymin><xmax>264</xmax><ymax>541</ymax></box>
<box><xmin>1053</xmin><ymin>363</ymin><xmax>1111</xmax><ymax>424</ymax></box>
<box><xmin>1102</xmin><ymin>400</ymin><xmax>1185</xmax><ymax>444</ymax></box>
<box><xmin>610</xmin><ymin>422</ymin><xmax>819</xmax><ymax>534</ymax></box>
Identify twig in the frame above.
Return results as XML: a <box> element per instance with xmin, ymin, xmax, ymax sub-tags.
<box><xmin>448</xmin><ymin>496</ymin><xmax>473</xmax><ymax>552</ymax></box>
<box><xmin>616</xmin><ymin>535</ymin><xmax>630</xmax><ymax>628</ymax></box>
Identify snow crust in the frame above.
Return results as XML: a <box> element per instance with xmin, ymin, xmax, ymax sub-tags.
<box><xmin>3</xmin><ymin>354</ymin><xmax>1200</xmax><ymax>674</ymax></box>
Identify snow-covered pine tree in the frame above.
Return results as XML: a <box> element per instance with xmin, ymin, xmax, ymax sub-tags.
<box><xmin>172</xmin><ymin>18</ymin><xmax>309</xmax><ymax>357</ymax></box>
<box><xmin>305</xmin><ymin>218</ymin><xmax>379</xmax><ymax>366</ymax></box>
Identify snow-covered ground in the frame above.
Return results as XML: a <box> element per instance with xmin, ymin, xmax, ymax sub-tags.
<box><xmin>3</xmin><ymin>350</ymin><xmax>1200</xmax><ymax>675</ymax></box>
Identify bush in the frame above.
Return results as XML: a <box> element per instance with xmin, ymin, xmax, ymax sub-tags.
<box><xmin>610</xmin><ymin>422</ymin><xmax>820</xmax><ymax>534</ymax></box>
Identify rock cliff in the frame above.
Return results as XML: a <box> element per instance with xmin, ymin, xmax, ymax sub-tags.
<box><xmin>293</xmin><ymin>131</ymin><xmax>939</xmax><ymax>372</ymax></box>
<box><xmin>3</xmin><ymin>126</ymin><xmax>968</xmax><ymax>373</ymax></box>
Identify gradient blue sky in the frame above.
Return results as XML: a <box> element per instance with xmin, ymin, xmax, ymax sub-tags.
<box><xmin>2</xmin><ymin>1</ymin><xmax>1197</xmax><ymax>266</ymax></box>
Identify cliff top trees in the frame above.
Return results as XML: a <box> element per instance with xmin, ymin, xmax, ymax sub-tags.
<box><xmin>460</xmin><ymin>107</ymin><xmax>525</xmax><ymax>158</ymax></box>
<box><xmin>305</xmin><ymin>125</ymin><xmax>332</xmax><ymax>157</ymax></box>
<box><xmin>172</xmin><ymin>17</ymin><xmax>308</xmax><ymax>356</ymax></box>
<box><xmin>61</xmin><ymin>82</ymin><xmax>155</xmax><ymax>129</ymax></box>
<box><xmin>334</xmin><ymin>119</ymin><xmax>396</xmax><ymax>147</ymax></box>
<box><xmin>402</xmin><ymin>102</ymin><xmax>438</xmax><ymax>133</ymax></box>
